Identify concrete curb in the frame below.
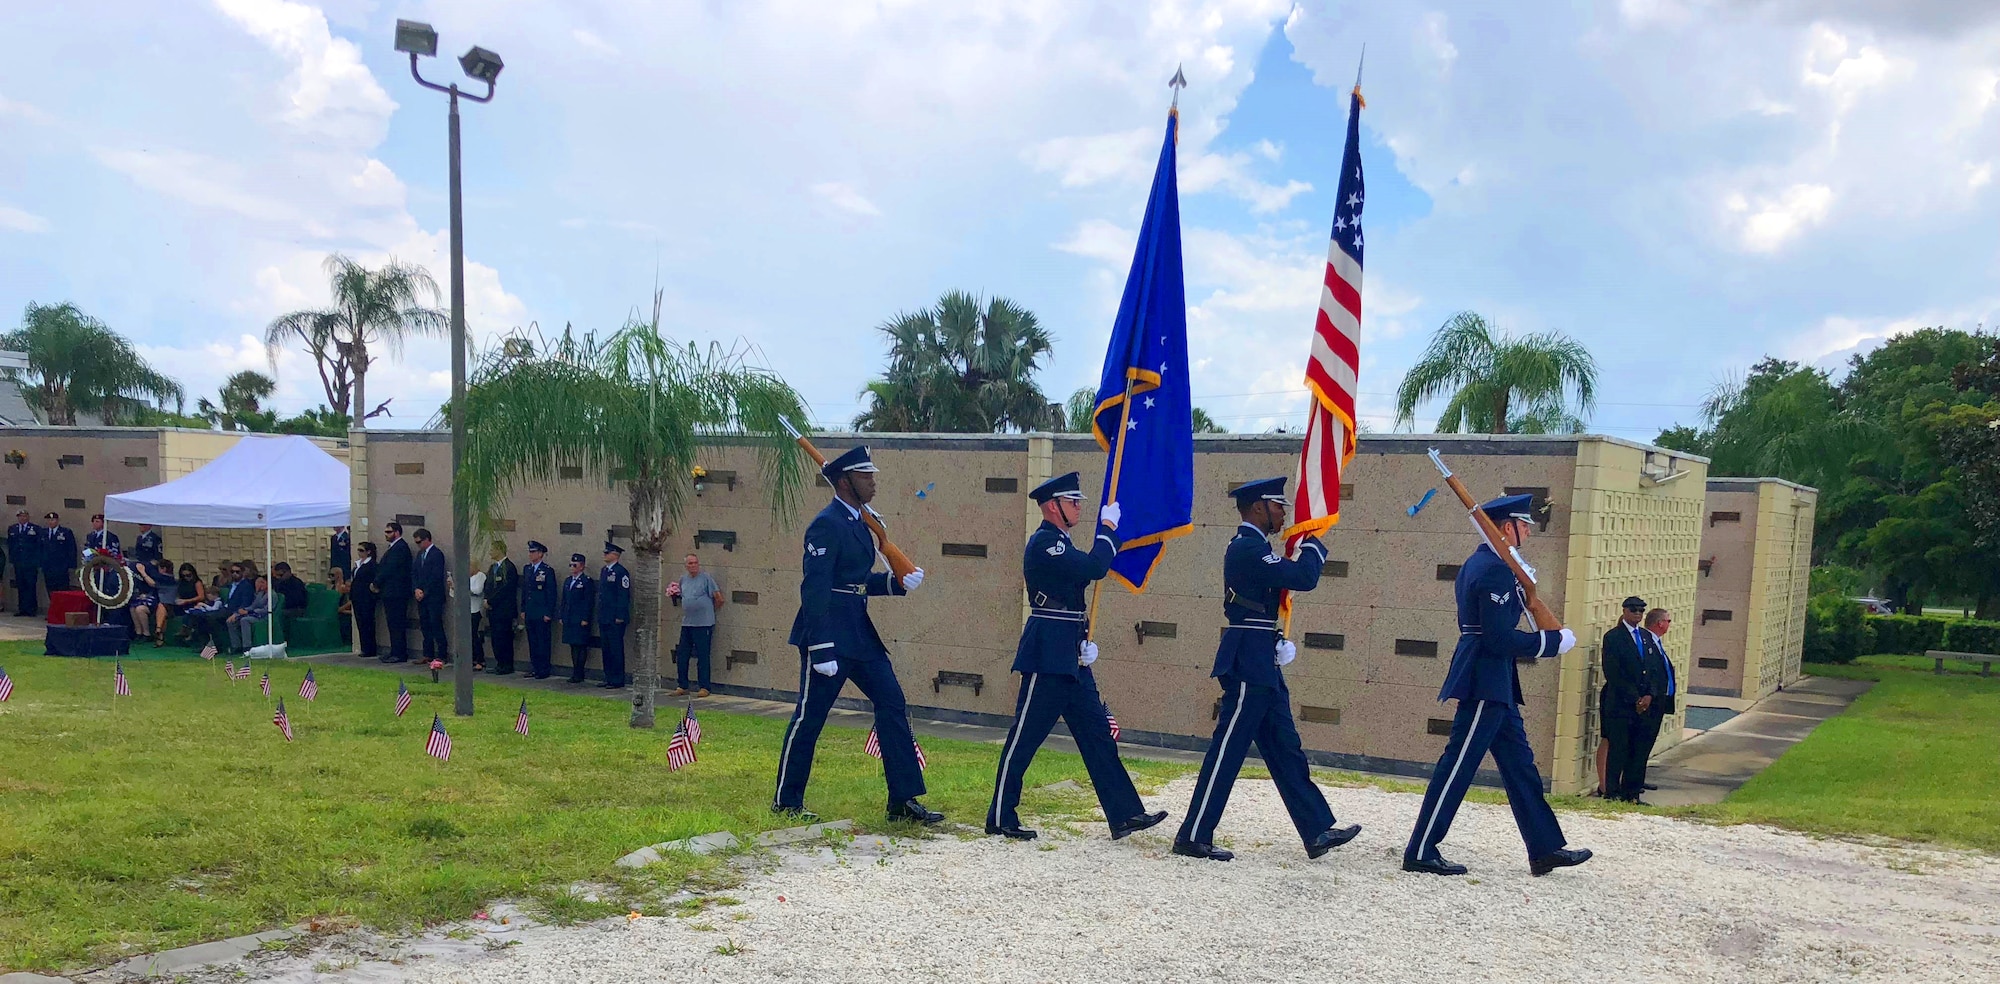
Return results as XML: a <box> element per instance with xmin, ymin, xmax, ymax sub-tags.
<box><xmin>105</xmin><ymin>929</ymin><xmax>296</xmax><ymax>979</ymax></box>
<box><xmin>615</xmin><ymin>819</ymin><xmax>854</xmax><ymax>868</ymax></box>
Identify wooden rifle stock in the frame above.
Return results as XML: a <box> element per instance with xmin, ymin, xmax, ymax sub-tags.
<box><xmin>782</xmin><ymin>422</ymin><xmax>919</xmax><ymax>581</ymax></box>
<box><xmin>1427</xmin><ymin>449</ymin><xmax>1561</xmax><ymax>631</ymax></box>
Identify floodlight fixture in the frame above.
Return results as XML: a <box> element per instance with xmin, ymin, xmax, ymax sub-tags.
<box><xmin>459</xmin><ymin>46</ymin><xmax>504</xmax><ymax>85</ymax></box>
<box><xmin>393</xmin><ymin>19</ymin><xmax>438</xmax><ymax>57</ymax></box>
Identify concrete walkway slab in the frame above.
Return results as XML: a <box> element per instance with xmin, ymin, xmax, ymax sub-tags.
<box><xmin>1644</xmin><ymin>673</ymin><xmax>1871</xmax><ymax>806</ymax></box>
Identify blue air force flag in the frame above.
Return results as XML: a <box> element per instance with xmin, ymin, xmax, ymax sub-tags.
<box><xmin>1091</xmin><ymin>110</ymin><xmax>1194</xmax><ymax>592</ymax></box>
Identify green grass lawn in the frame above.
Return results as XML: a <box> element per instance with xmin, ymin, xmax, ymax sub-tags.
<box><xmin>0</xmin><ymin>643</ymin><xmax>1182</xmax><ymax>973</ymax></box>
<box><xmin>1848</xmin><ymin>653</ymin><xmax>1997</xmax><ymax>676</ymax></box>
<box><xmin>1683</xmin><ymin>658</ymin><xmax>2000</xmax><ymax>853</ymax></box>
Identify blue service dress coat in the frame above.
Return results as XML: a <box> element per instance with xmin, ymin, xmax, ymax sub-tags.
<box><xmin>596</xmin><ymin>563</ymin><xmax>631</xmax><ymax>624</ymax></box>
<box><xmin>134</xmin><ymin>529</ymin><xmax>163</xmax><ymax>564</ymax></box>
<box><xmin>559</xmin><ymin>573</ymin><xmax>596</xmax><ymax>646</ymax></box>
<box><xmin>7</xmin><ymin>523</ymin><xmax>41</xmax><ymax>575</ymax></box>
<box><xmin>1012</xmin><ymin>519</ymin><xmax>1119</xmax><ymax>678</ymax></box>
<box><xmin>1212</xmin><ymin>524</ymin><xmax>1326</xmax><ymax>687</ymax></box>
<box><xmin>85</xmin><ymin>528</ymin><xmax>120</xmax><ymax>555</ymax></box>
<box><xmin>42</xmin><ymin>525</ymin><xmax>76</xmax><ymax>578</ymax></box>
<box><xmin>1436</xmin><ymin>544</ymin><xmax>1565</xmax><ymax>706</ymax></box>
<box><xmin>522</xmin><ymin>560</ymin><xmax>558</xmax><ymax>620</ymax></box>
<box><xmin>787</xmin><ymin>500</ymin><xmax>906</xmax><ymax>662</ymax></box>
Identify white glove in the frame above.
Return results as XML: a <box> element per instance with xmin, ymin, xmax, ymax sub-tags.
<box><xmin>1275</xmin><ymin>640</ymin><xmax>1298</xmax><ymax>666</ymax></box>
<box><xmin>1557</xmin><ymin>628</ymin><xmax>1577</xmax><ymax>655</ymax></box>
<box><xmin>901</xmin><ymin>568</ymin><xmax>925</xmax><ymax>591</ymax></box>
<box><xmin>1099</xmin><ymin>502</ymin><xmax>1122</xmax><ymax>530</ymax></box>
<box><xmin>812</xmin><ymin>659</ymin><xmax>839</xmax><ymax>677</ymax></box>
<box><xmin>1079</xmin><ymin>641</ymin><xmax>1099</xmax><ymax>666</ymax></box>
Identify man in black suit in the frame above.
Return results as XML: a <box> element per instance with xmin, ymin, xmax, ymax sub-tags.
<box><xmin>413</xmin><ymin>528</ymin><xmax>449</xmax><ymax>664</ymax></box>
<box><xmin>1599</xmin><ymin>598</ymin><xmax>1676</xmax><ymax>803</ymax></box>
<box><xmin>377</xmin><ymin>522</ymin><xmax>414</xmax><ymax>662</ymax></box>
<box><xmin>350</xmin><ymin>541</ymin><xmax>378</xmax><ymax>659</ymax></box>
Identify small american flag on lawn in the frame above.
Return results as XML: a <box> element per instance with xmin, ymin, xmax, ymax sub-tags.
<box><xmin>200</xmin><ymin>642</ymin><xmax>217</xmax><ymax>661</ymax></box>
<box><xmin>273</xmin><ymin>698</ymin><xmax>294</xmax><ymax>742</ymax></box>
<box><xmin>865</xmin><ymin>729</ymin><xmax>927</xmax><ymax>771</ymax></box>
<box><xmin>426</xmin><ymin>714</ymin><xmax>452</xmax><ymax>761</ymax></box>
<box><xmin>0</xmin><ymin>666</ymin><xmax>13</xmax><ymax>702</ymax></box>
<box><xmin>260</xmin><ymin>671</ymin><xmax>271</xmax><ymax>697</ymax></box>
<box><xmin>666</xmin><ymin>717</ymin><xmax>697</xmax><ymax>771</ymax></box>
<box><xmin>514</xmin><ymin>699</ymin><xmax>530</xmax><ymax>736</ymax></box>
<box><xmin>1103</xmin><ymin>702</ymin><xmax>1121</xmax><ymax>741</ymax></box>
<box><xmin>683</xmin><ymin>702</ymin><xmax>702</xmax><ymax>745</ymax></box>
<box><xmin>395</xmin><ymin>680</ymin><xmax>412</xmax><ymax>717</ymax></box>
<box><xmin>299</xmin><ymin>668</ymin><xmax>318</xmax><ymax>702</ymax></box>
<box><xmin>234</xmin><ymin>662</ymin><xmax>252</xmax><ymax>680</ymax></box>
<box><xmin>114</xmin><ymin>661</ymin><xmax>130</xmax><ymax>696</ymax></box>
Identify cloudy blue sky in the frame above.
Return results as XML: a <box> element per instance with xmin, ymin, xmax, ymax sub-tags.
<box><xmin>3</xmin><ymin>0</ymin><xmax>1996</xmax><ymax>439</ymax></box>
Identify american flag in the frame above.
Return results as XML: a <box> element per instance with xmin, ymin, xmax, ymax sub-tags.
<box><xmin>225</xmin><ymin>659</ymin><xmax>235</xmax><ymax>678</ymax></box>
<box><xmin>200</xmin><ymin>642</ymin><xmax>217</xmax><ymax>661</ymax></box>
<box><xmin>683</xmin><ymin>702</ymin><xmax>702</xmax><ymax>745</ymax></box>
<box><xmin>299</xmin><ymin>668</ymin><xmax>318</xmax><ymax>702</ymax></box>
<box><xmin>395</xmin><ymin>680</ymin><xmax>411</xmax><ymax>717</ymax></box>
<box><xmin>865</xmin><ymin>728</ymin><xmax>928</xmax><ymax>771</ymax></box>
<box><xmin>0</xmin><ymin>666</ymin><xmax>12</xmax><ymax>702</ymax></box>
<box><xmin>1284</xmin><ymin>79</ymin><xmax>1366</xmax><ymax>587</ymax></box>
<box><xmin>273</xmin><ymin>698</ymin><xmax>294</xmax><ymax>742</ymax></box>
<box><xmin>514</xmin><ymin>699</ymin><xmax>530</xmax><ymax>736</ymax></box>
<box><xmin>426</xmin><ymin>714</ymin><xmax>452</xmax><ymax>761</ymax></box>
<box><xmin>260</xmin><ymin>671</ymin><xmax>271</xmax><ymax>697</ymax></box>
<box><xmin>666</xmin><ymin>717</ymin><xmax>697</xmax><ymax>771</ymax></box>
<box><xmin>114</xmin><ymin>661</ymin><xmax>130</xmax><ymax>696</ymax></box>
<box><xmin>1103</xmin><ymin>702</ymin><xmax>1121</xmax><ymax>741</ymax></box>
<box><xmin>234</xmin><ymin>662</ymin><xmax>252</xmax><ymax>680</ymax></box>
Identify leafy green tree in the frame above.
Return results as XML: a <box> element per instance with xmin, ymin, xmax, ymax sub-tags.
<box><xmin>1063</xmin><ymin>387</ymin><xmax>1095</xmax><ymax>433</ymax></box>
<box><xmin>2</xmin><ymin>302</ymin><xmax>183</xmax><ymax>425</ymax></box>
<box><xmin>853</xmin><ymin>291</ymin><xmax>1057</xmax><ymax>433</ymax></box>
<box><xmin>197</xmin><ymin>371</ymin><xmax>278</xmax><ymax>432</ymax></box>
<box><xmin>457</xmin><ymin>299</ymin><xmax>809</xmax><ymax>728</ymax></box>
<box><xmin>276</xmin><ymin>406</ymin><xmax>353</xmax><ymax>438</ymax></box>
<box><xmin>264</xmin><ymin>254</ymin><xmax>445</xmax><ymax>426</ymax></box>
<box><xmin>1393</xmin><ymin>311</ymin><xmax>1597</xmax><ymax>434</ymax></box>
<box><xmin>1191</xmin><ymin>407</ymin><xmax>1228</xmax><ymax>433</ymax></box>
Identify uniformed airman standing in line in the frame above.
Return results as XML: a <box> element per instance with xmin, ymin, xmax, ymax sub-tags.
<box><xmin>1402</xmin><ymin>493</ymin><xmax>1593</xmax><ymax>877</ymax></box>
<box><xmin>1173</xmin><ymin>477</ymin><xmax>1361</xmax><ymax>862</ymax></box>
<box><xmin>986</xmin><ymin>472</ymin><xmax>1168</xmax><ymax>842</ymax></box>
<box><xmin>521</xmin><ymin>541</ymin><xmax>558</xmax><ymax>679</ymax></box>
<box><xmin>771</xmin><ymin>446</ymin><xmax>941</xmax><ymax>826</ymax></box>
<box><xmin>596</xmin><ymin>542</ymin><xmax>631</xmax><ymax>689</ymax></box>
<box><xmin>560</xmin><ymin>552</ymin><xmax>595</xmax><ymax>683</ymax></box>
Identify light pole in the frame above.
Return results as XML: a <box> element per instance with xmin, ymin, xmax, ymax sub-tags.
<box><xmin>395</xmin><ymin>19</ymin><xmax>502</xmax><ymax>717</ymax></box>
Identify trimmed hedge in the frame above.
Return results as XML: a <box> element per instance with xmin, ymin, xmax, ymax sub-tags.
<box><xmin>1804</xmin><ymin>596</ymin><xmax>1871</xmax><ymax>664</ymax></box>
<box><xmin>1861</xmin><ymin>613</ymin><xmax>2000</xmax><ymax>657</ymax></box>
<box><xmin>1945</xmin><ymin>620</ymin><xmax>2000</xmax><ymax>656</ymax></box>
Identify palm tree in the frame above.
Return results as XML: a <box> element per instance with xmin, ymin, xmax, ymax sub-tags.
<box><xmin>1063</xmin><ymin>386</ymin><xmax>1095</xmax><ymax>433</ymax></box>
<box><xmin>1393</xmin><ymin>311</ymin><xmax>1598</xmax><ymax>434</ymax></box>
<box><xmin>197</xmin><ymin>370</ymin><xmax>278</xmax><ymax>432</ymax></box>
<box><xmin>2</xmin><ymin>302</ymin><xmax>183</xmax><ymax>424</ymax></box>
<box><xmin>457</xmin><ymin>295</ymin><xmax>810</xmax><ymax>728</ymax></box>
<box><xmin>263</xmin><ymin>254</ymin><xmax>445</xmax><ymax>426</ymax></box>
<box><xmin>1191</xmin><ymin>407</ymin><xmax>1228</xmax><ymax>434</ymax></box>
<box><xmin>853</xmin><ymin>291</ymin><xmax>1058</xmax><ymax>432</ymax></box>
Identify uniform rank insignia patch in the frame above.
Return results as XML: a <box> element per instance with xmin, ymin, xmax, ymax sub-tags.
<box><xmin>806</xmin><ymin>543</ymin><xmax>826</xmax><ymax>556</ymax></box>
<box><xmin>1046</xmin><ymin>541</ymin><xmax>1066</xmax><ymax>555</ymax></box>
<box><xmin>621</xmin><ymin>575</ymin><xmax>631</xmax><ymax>588</ymax></box>
<box><xmin>1261</xmin><ymin>554</ymin><xmax>1281</xmax><ymax>564</ymax></box>
<box><xmin>1490</xmin><ymin>590</ymin><xmax>1511</xmax><ymax>604</ymax></box>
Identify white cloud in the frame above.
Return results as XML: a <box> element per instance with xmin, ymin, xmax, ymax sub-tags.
<box><xmin>572</xmin><ymin>28</ymin><xmax>618</xmax><ymax>56</ymax></box>
<box><xmin>0</xmin><ymin>204</ymin><xmax>50</xmax><ymax>234</ymax></box>
<box><xmin>811</xmin><ymin>181</ymin><xmax>883</xmax><ymax>218</ymax></box>
<box><xmin>211</xmin><ymin>0</ymin><xmax>395</xmax><ymax>146</ymax></box>
<box><xmin>1726</xmin><ymin>182</ymin><xmax>1834</xmax><ymax>252</ymax></box>
<box><xmin>1053</xmin><ymin>220</ymin><xmax>1135</xmax><ymax>265</ymax></box>
<box><xmin>0</xmin><ymin>92</ymin><xmax>51</xmax><ymax>124</ymax></box>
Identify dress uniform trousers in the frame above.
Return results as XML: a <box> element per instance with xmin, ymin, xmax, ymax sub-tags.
<box><xmin>987</xmin><ymin>671</ymin><xmax>1142</xmax><ymax>832</ymax></box>
<box><xmin>1404</xmin><ymin>697</ymin><xmax>1567</xmax><ymax>863</ymax></box>
<box><xmin>773</xmin><ymin>648</ymin><xmax>926</xmax><ymax>808</ymax></box>
<box><xmin>599</xmin><ymin>621</ymin><xmax>628</xmax><ymax>687</ymax></box>
<box><xmin>12</xmin><ymin>569</ymin><xmax>37</xmax><ymax>616</ymax></box>
<box><xmin>526</xmin><ymin>617</ymin><xmax>554</xmax><ymax>678</ymax></box>
<box><xmin>1178</xmin><ymin>676</ymin><xmax>1334</xmax><ymax>847</ymax></box>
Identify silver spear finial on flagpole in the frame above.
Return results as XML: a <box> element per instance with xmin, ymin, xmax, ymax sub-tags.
<box><xmin>1169</xmin><ymin>64</ymin><xmax>1187</xmax><ymax>109</ymax></box>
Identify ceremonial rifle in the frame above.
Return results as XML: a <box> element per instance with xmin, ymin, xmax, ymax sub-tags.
<box><xmin>1427</xmin><ymin>448</ymin><xmax>1561</xmax><ymax>631</ymax></box>
<box><xmin>779</xmin><ymin>419</ymin><xmax>919</xmax><ymax>581</ymax></box>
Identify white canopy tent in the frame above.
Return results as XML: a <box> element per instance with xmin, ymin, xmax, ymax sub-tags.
<box><xmin>105</xmin><ymin>435</ymin><xmax>350</xmax><ymax>646</ymax></box>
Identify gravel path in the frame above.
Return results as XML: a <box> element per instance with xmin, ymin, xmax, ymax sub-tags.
<box><xmin>149</xmin><ymin>777</ymin><xmax>2000</xmax><ymax>984</ymax></box>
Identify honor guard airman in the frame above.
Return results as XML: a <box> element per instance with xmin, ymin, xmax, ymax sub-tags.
<box><xmin>1403</xmin><ymin>494</ymin><xmax>1593</xmax><ymax>877</ymax></box>
<box><xmin>1173</xmin><ymin>477</ymin><xmax>1360</xmax><ymax>862</ymax></box>
<box><xmin>521</xmin><ymin>541</ymin><xmax>558</xmax><ymax>679</ymax></box>
<box><xmin>85</xmin><ymin>514</ymin><xmax>120</xmax><ymax>555</ymax></box>
<box><xmin>596</xmin><ymin>543</ymin><xmax>631</xmax><ymax>689</ymax></box>
<box><xmin>986</xmin><ymin>472</ymin><xmax>1167</xmax><ymax>842</ymax></box>
<box><xmin>772</xmin><ymin>446</ymin><xmax>941</xmax><ymax>826</ymax></box>
<box><xmin>9</xmin><ymin>510</ymin><xmax>41</xmax><ymax>616</ymax></box>
<box><xmin>42</xmin><ymin>513</ymin><xmax>76</xmax><ymax>592</ymax></box>
<box><xmin>134</xmin><ymin>524</ymin><xmax>164</xmax><ymax>565</ymax></box>
<box><xmin>560</xmin><ymin>553</ymin><xmax>596</xmax><ymax>683</ymax></box>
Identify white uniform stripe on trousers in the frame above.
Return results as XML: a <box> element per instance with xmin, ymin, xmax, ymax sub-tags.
<box><xmin>1190</xmin><ymin>681</ymin><xmax>1250</xmax><ymax>837</ymax></box>
<box><xmin>774</xmin><ymin>654</ymin><xmax>811</xmax><ymax>802</ymax></box>
<box><xmin>1416</xmin><ymin>699</ymin><xmax>1485</xmax><ymax>854</ymax></box>
<box><xmin>989</xmin><ymin>673</ymin><xmax>1040</xmax><ymax>825</ymax></box>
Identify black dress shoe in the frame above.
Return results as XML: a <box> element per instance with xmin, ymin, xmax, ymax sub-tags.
<box><xmin>1402</xmin><ymin>854</ymin><xmax>1469</xmax><ymax>876</ymax></box>
<box><xmin>1305</xmin><ymin>822</ymin><xmax>1362</xmax><ymax>859</ymax></box>
<box><xmin>985</xmin><ymin>824</ymin><xmax>1037</xmax><ymax>840</ymax></box>
<box><xmin>1171</xmin><ymin>839</ymin><xmax>1233</xmax><ymax>861</ymax></box>
<box><xmin>1110</xmin><ymin>810</ymin><xmax>1169</xmax><ymax>840</ymax></box>
<box><xmin>1530</xmin><ymin>847</ymin><xmax>1593</xmax><ymax>876</ymax></box>
<box><xmin>1627</xmin><ymin>797</ymin><xmax>1652</xmax><ymax>807</ymax></box>
<box><xmin>595</xmin><ymin>681</ymin><xmax>615</xmax><ymax>688</ymax></box>
<box><xmin>771</xmin><ymin>805</ymin><xmax>820</xmax><ymax>823</ymax></box>
<box><xmin>887</xmin><ymin>799</ymin><xmax>944</xmax><ymax>825</ymax></box>
<box><xmin>1642</xmin><ymin>783</ymin><xmax>1658</xmax><ymax>791</ymax></box>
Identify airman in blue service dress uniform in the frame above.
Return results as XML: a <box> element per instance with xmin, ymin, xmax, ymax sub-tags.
<box><xmin>9</xmin><ymin>510</ymin><xmax>42</xmax><ymax>616</ymax></box>
<box><xmin>521</xmin><ymin>541</ymin><xmax>558</xmax><ymax>679</ymax></box>
<box><xmin>596</xmin><ymin>543</ymin><xmax>631</xmax><ymax>689</ymax></box>
<box><xmin>42</xmin><ymin>513</ymin><xmax>77</xmax><ymax>592</ymax></box>
<box><xmin>772</xmin><ymin>445</ymin><xmax>942</xmax><ymax>826</ymax></box>
<box><xmin>1173</xmin><ymin>477</ymin><xmax>1361</xmax><ymax>862</ymax></box>
<box><xmin>1403</xmin><ymin>493</ymin><xmax>1593</xmax><ymax>877</ymax></box>
<box><xmin>560</xmin><ymin>553</ymin><xmax>595</xmax><ymax>683</ymax></box>
<box><xmin>134</xmin><ymin>525</ymin><xmax>164</xmax><ymax>565</ymax></box>
<box><xmin>985</xmin><ymin>472</ymin><xmax>1168</xmax><ymax>842</ymax></box>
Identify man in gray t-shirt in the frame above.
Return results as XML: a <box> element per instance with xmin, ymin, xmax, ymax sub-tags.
<box><xmin>669</xmin><ymin>553</ymin><xmax>724</xmax><ymax>695</ymax></box>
